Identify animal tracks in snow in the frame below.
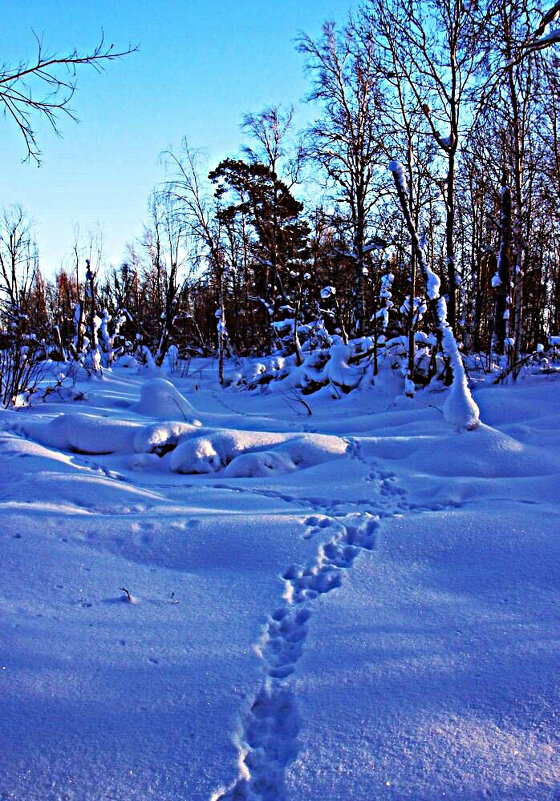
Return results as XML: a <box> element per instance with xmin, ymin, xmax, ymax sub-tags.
<box><xmin>213</xmin><ymin>436</ymin><xmax>464</xmax><ymax>800</ymax></box>
<box><xmin>214</xmin><ymin>513</ymin><xmax>380</xmax><ymax>801</ymax></box>
<box><xmin>213</xmin><ymin>483</ymin><xmax>387</xmax><ymax>521</ymax></box>
<box><xmin>70</xmin><ymin>454</ymin><xmax>127</xmax><ymax>482</ymax></box>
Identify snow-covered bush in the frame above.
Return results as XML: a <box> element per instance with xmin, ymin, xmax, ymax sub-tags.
<box><xmin>0</xmin><ymin>341</ymin><xmax>48</xmax><ymax>408</ymax></box>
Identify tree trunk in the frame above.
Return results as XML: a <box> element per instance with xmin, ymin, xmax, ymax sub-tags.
<box><xmin>493</xmin><ymin>186</ymin><xmax>512</xmax><ymax>354</ymax></box>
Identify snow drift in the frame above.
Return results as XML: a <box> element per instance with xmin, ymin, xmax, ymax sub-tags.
<box><xmin>131</xmin><ymin>377</ymin><xmax>199</xmax><ymax>422</ymax></box>
<box><xmin>17</xmin><ymin>413</ymin><xmax>347</xmax><ymax>477</ymax></box>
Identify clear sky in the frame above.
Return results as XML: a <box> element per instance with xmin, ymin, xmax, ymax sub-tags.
<box><xmin>1</xmin><ymin>0</ymin><xmax>354</xmax><ymax>276</ymax></box>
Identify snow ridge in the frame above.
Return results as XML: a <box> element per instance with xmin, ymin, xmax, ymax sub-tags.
<box><xmin>213</xmin><ymin>513</ymin><xmax>380</xmax><ymax>801</ymax></box>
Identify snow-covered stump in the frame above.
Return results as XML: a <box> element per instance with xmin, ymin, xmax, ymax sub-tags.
<box><xmin>389</xmin><ymin>161</ymin><xmax>480</xmax><ymax>431</ymax></box>
<box><xmin>140</xmin><ymin>345</ymin><xmax>157</xmax><ymax>371</ymax></box>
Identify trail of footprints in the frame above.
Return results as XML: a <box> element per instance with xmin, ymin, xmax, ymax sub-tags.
<box><xmin>344</xmin><ymin>436</ymin><xmax>460</xmax><ymax>514</ymax></box>
<box><xmin>215</xmin><ymin>513</ymin><xmax>379</xmax><ymax>801</ymax></box>
<box><xmin>215</xmin><ymin>483</ymin><xmax>395</xmax><ymax>519</ymax></box>
<box><xmin>14</xmin><ymin>422</ymin><xmax>450</xmax><ymax>798</ymax></box>
<box><xmin>214</xmin><ymin>437</ymin><xmax>465</xmax><ymax>799</ymax></box>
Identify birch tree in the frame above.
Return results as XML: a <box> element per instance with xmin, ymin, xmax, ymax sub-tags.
<box><xmin>369</xmin><ymin>0</ymin><xmax>491</xmax><ymax>333</ymax></box>
<box><xmin>298</xmin><ymin>18</ymin><xmax>384</xmax><ymax>336</ymax></box>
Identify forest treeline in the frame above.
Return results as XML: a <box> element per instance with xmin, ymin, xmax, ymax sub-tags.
<box><xmin>1</xmin><ymin>0</ymin><xmax>559</xmax><ymax>396</ymax></box>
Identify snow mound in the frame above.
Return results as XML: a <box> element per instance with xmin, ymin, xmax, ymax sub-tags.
<box><xmin>168</xmin><ymin>429</ymin><xmax>346</xmax><ymax>475</ymax></box>
<box><xmin>132</xmin><ymin>421</ymin><xmax>200</xmax><ymax>455</ymax></box>
<box><xmin>19</xmin><ymin>415</ymin><xmax>204</xmax><ymax>459</ymax></box>
<box><xmin>223</xmin><ymin>434</ymin><xmax>347</xmax><ymax>477</ymax></box>
<box><xmin>221</xmin><ymin>449</ymin><xmax>296</xmax><ymax>477</ymax></box>
<box><xmin>408</xmin><ymin>423</ymin><xmax>560</xmax><ymax>478</ymax></box>
<box><xmin>474</xmin><ymin>382</ymin><xmax>560</xmax><ymax>426</ymax></box>
<box><xmin>19</xmin><ymin>413</ymin><xmax>143</xmax><ymax>454</ymax></box>
<box><xmin>131</xmin><ymin>378</ymin><xmax>198</xmax><ymax>421</ymax></box>
<box><xmin>168</xmin><ymin>429</ymin><xmax>287</xmax><ymax>474</ymax></box>
<box><xmin>127</xmin><ymin>452</ymin><xmax>163</xmax><ymax>471</ymax></box>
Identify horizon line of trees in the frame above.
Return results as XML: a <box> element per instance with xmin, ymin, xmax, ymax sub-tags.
<box><xmin>1</xmin><ymin>0</ymin><xmax>559</xmax><ymax>391</ymax></box>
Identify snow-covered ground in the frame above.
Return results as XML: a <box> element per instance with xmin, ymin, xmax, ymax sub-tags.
<box><xmin>0</xmin><ymin>363</ymin><xmax>558</xmax><ymax>800</ymax></box>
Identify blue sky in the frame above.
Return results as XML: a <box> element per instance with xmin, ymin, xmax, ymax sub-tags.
<box><xmin>1</xmin><ymin>0</ymin><xmax>354</xmax><ymax>276</ymax></box>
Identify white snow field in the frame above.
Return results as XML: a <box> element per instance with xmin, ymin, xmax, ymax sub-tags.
<box><xmin>0</xmin><ymin>364</ymin><xmax>558</xmax><ymax>800</ymax></box>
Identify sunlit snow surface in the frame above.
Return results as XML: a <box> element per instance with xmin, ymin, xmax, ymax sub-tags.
<box><xmin>0</xmin><ymin>363</ymin><xmax>558</xmax><ymax>800</ymax></box>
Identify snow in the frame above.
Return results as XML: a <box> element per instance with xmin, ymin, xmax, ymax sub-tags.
<box><xmin>18</xmin><ymin>412</ymin><xmax>143</xmax><ymax>454</ymax></box>
<box><xmin>388</xmin><ymin>160</ymin><xmax>407</xmax><ymax>191</ymax></box>
<box><xmin>425</xmin><ymin>266</ymin><xmax>441</xmax><ymax>300</ymax></box>
<box><xmin>404</xmin><ymin>376</ymin><xmax>416</xmax><ymax>397</ymax></box>
<box><xmin>167</xmin><ymin>429</ymin><xmax>346</xmax><ymax>476</ymax></box>
<box><xmin>131</xmin><ymin>377</ymin><xmax>199</xmax><ymax>422</ymax></box>
<box><xmin>529</xmin><ymin>29</ymin><xmax>560</xmax><ymax>47</ymax></box>
<box><xmin>442</xmin><ymin>367</ymin><xmax>480</xmax><ymax>431</ymax></box>
<box><xmin>133</xmin><ymin>421</ymin><xmax>201</xmax><ymax>455</ymax></box>
<box><xmin>0</xmin><ymin>364</ymin><xmax>558</xmax><ymax>800</ymax></box>
<box><xmin>115</xmin><ymin>353</ymin><xmax>139</xmax><ymax>368</ymax></box>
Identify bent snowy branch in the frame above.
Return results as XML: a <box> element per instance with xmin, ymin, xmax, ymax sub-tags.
<box><xmin>389</xmin><ymin>161</ymin><xmax>480</xmax><ymax>431</ymax></box>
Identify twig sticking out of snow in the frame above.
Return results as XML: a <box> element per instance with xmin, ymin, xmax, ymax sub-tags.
<box><xmin>281</xmin><ymin>387</ymin><xmax>313</xmax><ymax>416</ymax></box>
<box><xmin>119</xmin><ymin>586</ymin><xmax>138</xmax><ymax>604</ymax></box>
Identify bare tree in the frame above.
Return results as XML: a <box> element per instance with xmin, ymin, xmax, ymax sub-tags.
<box><xmin>0</xmin><ymin>207</ymin><xmax>44</xmax><ymax>406</ymax></box>
<box><xmin>298</xmin><ymin>19</ymin><xmax>385</xmax><ymax>336</ymax></box>
<box><xmin>518</xmin><ymin>0</ymin><xmax>560</xmax><ymax>56</ymax></box>
<box><xmin>390</xmin><ymin>161</ymin><xmax>480</xmax><ymax>430</ymax></box>
<box><xmin>141</xmin><ymin>195</ymin><xmax>188</xmax><ymax>366</ymax></box>
<box><xmin>0</xmin><ymin>206</ymin><xmax>37</xmax><ymax>328</ymax></box>
<box><xmin>369</xmin><ymin>0</ymin><xmax>491</xmax><ymax>334</ymax></box>
<box><xmin>164</xmin><ymin>143</ymin><xmax>228</xmax><ymax>383</ymax></box>
<box><xmin>476</xmin><ymin>0</ymin><xmax>556</xmax><ymax>367</ymax></box>
<box><xmin>242</xmin><ymin>105</ymin><xmax>302</xmax><ymax>187</ymax></box>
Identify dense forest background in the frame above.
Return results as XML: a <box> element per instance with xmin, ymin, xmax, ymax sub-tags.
<box><xmin>1</xmin><ymin>0</ymin><xmax>559</xmax><ymax>404</ymax></box>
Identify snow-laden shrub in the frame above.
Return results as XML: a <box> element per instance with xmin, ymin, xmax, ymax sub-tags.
<box><xmin>0</xmin><ymin>341</ymin><xmax>49</xmax><ymax>408</ymax></box>
<box><xmin>228</xmin><ymin>333</ymin><xmax>448</xmax><ymax>399</ymax></box>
